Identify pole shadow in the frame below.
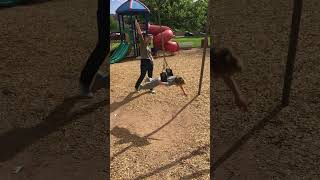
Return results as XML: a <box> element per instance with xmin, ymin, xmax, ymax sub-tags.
<box><xmin>180</xmin><ymin>169</ymin><xmax>210</xmax><ymax>180</ymax></box>
<box><xmin>212</xmin><ymin>104</ymin><xmax>283</xmax><ymax>172</ymax></box>
<box><xmin>133</xmin><ymin>144</ymin><xmax>209</xmax><ymax>180</ymax></box>
<box><xmin>0</xmin><ymin>95</ymin><xmax>106</xmax><ymax>162</ymax></box>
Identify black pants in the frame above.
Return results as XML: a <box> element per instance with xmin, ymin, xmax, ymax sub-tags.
<box><xmin>80</xmin><ymin>1</ymin><xmax>108</xmax><ymax>89</ymax></box>
<box><xmin>135</xmin><ymin>59</ymin><xmax>153</xmax><ymax>89</ymax></box>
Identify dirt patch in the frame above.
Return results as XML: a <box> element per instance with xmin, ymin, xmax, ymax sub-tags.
<box><xmin>211</xmin><ymin>0</ymin><xmax>320</xmax><ymax>179</ymax></box>
<box><xmin>110</xmin><ymin>49</ymin><xmax>210</xmax><ymax>179</ymax></box>
<box><xmin>0</xmin><ymin>0</ymin><xmax>107</xmax><ymax>179</ymax></box>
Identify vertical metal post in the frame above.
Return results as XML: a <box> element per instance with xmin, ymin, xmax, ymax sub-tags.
<box><xmin>158</xmin><ymin>10</ymin><xmax>166</xmax><ymax>59</ymax></box>
<box><xmin>281</xmin><ymin>0</ymin><xmax>303</xmax><ymax>107</ymax></box>
<box><xmin>121</xmin><ymin>15</ymin><xmax>125</xmax><ymax>42</ymax></box>
<box><xmin>130</xmin><ymin>15</ymin><xmax>136</xmax><ymax>56</ymax></box>
<box><xmin>198</xmin><ymin>1</ymin><xmax>211</xmax><ymax>95</ymax></box>
<box><xmin>197</xmin><ymin>33</ymin><xmax>208</xmax><ymax>95</ymax></box>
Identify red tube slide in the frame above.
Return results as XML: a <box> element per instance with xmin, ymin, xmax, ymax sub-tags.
<box><xmin>148</xmin><ymin>24</ymin><xmax>179</xmax><ymax>53</ymax></box>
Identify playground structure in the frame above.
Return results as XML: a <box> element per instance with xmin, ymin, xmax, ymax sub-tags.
<box><xmin>110</xmin><ymin>0</ymin><xmax>180</xmax><ymax>64</ymax></box>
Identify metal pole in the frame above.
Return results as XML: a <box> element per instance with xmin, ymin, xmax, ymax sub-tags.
<box><xmin>281</xmin><ymin>0</ymin><xmax>303</xmax><ymax>107</ymax></box>
<box><xmin>197</xmin><ymin>33</ymin><xmax>208</xmax><ymax>95</ymax></box>
<box><xmin>197</xmin><ymin>2</ymin><xmax>210</xmax><ymax>95</ymax></box>
<box><xmin>158</xmin><ymin>9</ymin><xmax>167</xmax><ymax>67</ymax></box>
<box><xmin>117</xmin><ymin>15</ymin><xmax>121</xmax><ymax>34</ymax></box>
<box><xmin>130</xmin><ymin>15</ymin><xmax>137</xmax><ymax>56</ymax></box>
<box><xmin>121</xmin><ymin>15</ymin><xmax>125</xmax><ymax>42</ymax></box>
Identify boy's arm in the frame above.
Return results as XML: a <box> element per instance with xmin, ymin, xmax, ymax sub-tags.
<box><xmin>222</xmin><ymin>75</ymin><xmax>248</xmax><ymax>111</ymax></box>
<box><xmin>179</xmin><ymin>85</ymin><xmax>187</xmax><ymax>96</ymax></box>
<box><xmin>135</xmin><ymin>20</ymin><xmax>144</xmax><ymax>41</ymax></box>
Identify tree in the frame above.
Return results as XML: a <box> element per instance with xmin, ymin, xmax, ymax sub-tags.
<box><xmin>110</xmin><ymin>16</ymin><xmax>119</xmax><ymax>32</ymax></box>
<box><xmin>142</xmin><ymin>0</ymin><xmax>208</xmax><ymax>32</ymax></box>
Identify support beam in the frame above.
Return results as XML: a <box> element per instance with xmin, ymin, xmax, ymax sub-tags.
<box><xmin>281</xmin><ymin>0</ymin><xmax>303</xmax><ymax>107</ymax></box>
<box><xmin>197</xmin><ymin>34</ymin><xmax>208</xmax><ymax>95</ymax></box>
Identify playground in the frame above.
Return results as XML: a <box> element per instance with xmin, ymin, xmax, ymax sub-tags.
<box><xmin>110</xmin><ymin>0</ymin><xmax>210</xmax><ymax>179</ymax></box>
<box><xmin>0</xmin><ymin>0</ymin><xmax>107</xmax><ymax>179</ymax></box>
<box><xmin>211</xmin><ymin>0</ymin><xmax>320</xmax><ymax>179</ymax></box>
<box><xmin>110</xmin><ymin>48</ymin><xmax>210</xmax><ymax>179</ymax></box>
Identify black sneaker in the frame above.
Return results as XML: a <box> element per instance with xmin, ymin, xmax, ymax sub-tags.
<box><xmin>150</xmin><ymin>89</ymin><xmax>155</xmax><ymax>94</ymax></box>
<box><xmin>135</xmin><ymin>85</ymin><xmax>142</xmax><ymax>92</ymax></box>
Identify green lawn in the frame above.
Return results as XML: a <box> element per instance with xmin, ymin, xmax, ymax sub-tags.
<box><xmin>173</xmin><ymin>36</ymin><xmax>210</xmax><ymax>48</ymax></box>
<box><xmin>110</xmin><ymin>36</ymin><xmax>210</xmax><ymax>51</ymax></box>
<box><xmin>111</xmin><ymin>42</ymin><xmax>120</xmax><ymax>51</ymax></box>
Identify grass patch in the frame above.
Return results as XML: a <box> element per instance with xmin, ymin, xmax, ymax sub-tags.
<box><xmin>173</xmin><ymin>36</ymin><xmax>210</xmax><ymax>48</ymax></box>
<box><xmin>110</xmin><ymin>36</ymin><xmax>210</xmax><ymax>51</ymax></box>
<box><xmin>111</xmin><ymin>42</ymin><xmax>120</xmax><ymax>51</ymax></box>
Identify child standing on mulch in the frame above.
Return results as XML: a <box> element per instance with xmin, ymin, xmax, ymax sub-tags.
<box><xmin>134</xmin><ymin>19</ymin><xmax>155</xmax><ymax>93</ymax></box>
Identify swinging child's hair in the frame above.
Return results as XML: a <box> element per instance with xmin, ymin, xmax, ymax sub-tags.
<box><xmin>212</xmin><ymin>48</ymin><xmax>243</xmax><ymax>76</ymax></box>
<box><xmin>174</xmin><ymin>76</ymin><xmax>185</xmax><ymax>85</ymax></box>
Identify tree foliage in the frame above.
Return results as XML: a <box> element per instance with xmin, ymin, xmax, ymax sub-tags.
<box><xmin>142</xmin><ymin>0</ymin><xmax>208</xmax><ymax>32</ymax></box>
<box><xmin>110</xmin><ymin>16</ymin><xmax>119</xmax><ymax>32</ymax></box>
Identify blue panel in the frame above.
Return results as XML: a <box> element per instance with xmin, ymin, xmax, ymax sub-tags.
<box><xmin>116</xmin><ymin>0</ymin><xmax>150</xmax><ymax>15</ymax></box>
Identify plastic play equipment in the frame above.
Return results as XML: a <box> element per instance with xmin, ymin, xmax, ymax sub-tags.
<box><xmin>110</xmin><ymin>42</ymin><xmax>130</xmax><ymax>64</ymax></box>
<box><xmin>110</xmin><ymin>0</ymin><xmax>179</xmax><ymax>64</ymax></box>
<box><xmin>114</xmin><ymin>0</ymin><xmax>150</xmax><ymax>59</ymax></box>
<box><xmin>110</xmin><ymin>32</ymin><xmax>131</xmax><ymax>64</ymax></box>
<box><xmin>148</xmin><ymin>24</ymin><xmax>179</xmax><ymax>53</ymax></box>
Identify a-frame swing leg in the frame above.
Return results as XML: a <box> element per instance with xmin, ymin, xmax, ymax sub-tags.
<box><xmin>281</xmin><ymin>0</ymin><xmax>303</xmax><ymax>107</ymax></box>
<box><xmin>198</xmin><ymin>33</ymin><xmax>209</xmax><ymax>95</ymax></box>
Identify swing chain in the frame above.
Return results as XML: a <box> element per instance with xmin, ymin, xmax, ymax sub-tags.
<box><xmin>157</xmin><ymin>4</ymin><xmax>170</xmax><ymax>71</ymax></box>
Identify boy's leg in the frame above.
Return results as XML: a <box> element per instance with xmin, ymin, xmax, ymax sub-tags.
<box><xmin>135</xmin><ymin>62</ymin><xmax>148</xmax><ymax>90</ymax></box>
<box><xmin>147</xmin><ymin>60</ymin><xmax>153</xmax><ymax>78</ymax></box>
<box><xmin>147</xmin><ymin>61</ymin><xmax>155</xmax><ymax>92</ymax></box>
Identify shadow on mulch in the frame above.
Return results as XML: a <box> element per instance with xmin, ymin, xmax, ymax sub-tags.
<box><xmin>0</xmin><ymin>95</ymin><xmax>106</xmax><ymax>162</ymax></box>
<box><xmin>133</xmin><ymin>144</ymin><xmax>209</xmax><ymax>180</ymax></box>
<box><xmin>111</xmin><ymin>126</ymin><xmax>160</xmax><ymax>146</ymax></box>
<box><xmin>168</xmin><ymin>104</ymin><xmax>284</xmax><ymax>179</ymax></box>
<box><xmin>110</xmin><ymin>91</ymin><xmax>149</xmax><ymax>113</ymax></box>
<box><xmin>111</xmin><ymin>95</ymin><xmax>199</xmax><ymax>161</ymax></box>
<box><xmin>212</xmin><ymin>104</ymin><xmax>283</xmax><ymax>171</ymax></box>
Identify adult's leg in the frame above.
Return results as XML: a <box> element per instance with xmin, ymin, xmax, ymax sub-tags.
<box><xmin>79</xmin><ymin>0</ymin><xmax>108</xmax><ymax>92</ymax></box>
<box><xmin>135</xmin><ymin>62</ymin><xmax>148</xmax><ymax>89</ymax></box>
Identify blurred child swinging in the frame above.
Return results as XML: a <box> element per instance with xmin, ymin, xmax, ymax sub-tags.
<box><xmin>212</xmin><ymin>47</ymin><xmax>248</xmax><ymax>111</ymax></box>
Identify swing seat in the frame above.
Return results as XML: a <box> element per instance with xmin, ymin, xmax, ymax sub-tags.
<box><xmin>160</xmin><ymin>68</ymin><xmax>173</xmax><ymax>82</ymax></box>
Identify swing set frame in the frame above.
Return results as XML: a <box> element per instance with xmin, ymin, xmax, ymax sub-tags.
<box><xmin>155</xmin><ymin>1</ymin><xmax>209</xmax><ymax>95</ymax></box>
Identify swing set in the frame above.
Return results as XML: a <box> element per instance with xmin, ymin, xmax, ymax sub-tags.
<box><xmin>154</xmin><ymin>0</ymin><xmax>209</xmax><ymax>95</ymax></box>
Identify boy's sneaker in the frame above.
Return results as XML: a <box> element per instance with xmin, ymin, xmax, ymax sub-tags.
<box><xmin>145</xmin><ymin>77</ymin><xmax>152</xmax><ymax>83</ymax></box>
<box><xmin>135</xmin><ymin>85</ymin><xmax>142</xmax><ymax>92</ymax></box>
<box><xmin>150</xmin><ymin>89</ymin><xmax>156</xmax><ymax>94</ymax></box>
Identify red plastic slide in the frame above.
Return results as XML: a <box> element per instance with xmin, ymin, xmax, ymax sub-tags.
<box><xmin>148</xmin><ymin>24</ymin><xmax>179</xmax><ymax>53</ymax></box>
